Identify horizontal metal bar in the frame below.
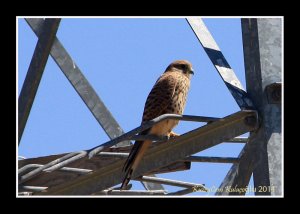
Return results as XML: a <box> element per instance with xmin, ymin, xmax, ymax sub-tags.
<box><xmin>227</xmin><ymin>137</ymin><xmax>248</xmax><ymax>143</ymax></box>
<box><xmin>128</xmin><ymin>134</ymin><xmax>168</xmax><ymax>142</ymax></box>
<box><xmin>147</xmin><ymin>161</ymin><xmax>191</xmax><ymax>175</ymax></box>
<box><xmin>108</xmin><ymin>184</ymin><xmax>132</xmax><ymax>191</ymax></box>
<box><xmin>19</xmin><ymin>152</ymin><xmax>80</xmax><ymax>183</ymax></box>
<box><xmin>45</xmin><ymin>166</ymin><xmax>91</xmax><ymax>174</ymax></box>
<box><xmin>19</xmin><ymin>186</ymin><xmax>48</xmax><ymax>192</ymax></box>
<box><xmin>18</xmin><ymin>192</ymin><xmax>32</xmax><ymax>196</ymax></box>
<box><xmin>170</xmin><ymin>115</ymin><xmax>219</xmax><ymax>123</ymax></box>
<box><xmin>135</xmin><ymin>176</ymin><xmax>207</xmax><ymax>192</ymax></box>
<box><xmin>88</xmin><ymin>114</ymin><xmax>220</xmax><ymax>159</ymax></box>
<box><xmin>19</xmin><ymin>164</ymin><xmax>45</xmax><ymax>175</ymax></box>
<box><xmin>45</xmin><ymin>151</ymin><xmax>87</xmax><ymax>172</ymax></box>
<box><xmin>184</xmin><ymin>156</ymin><xmax>239</xmax><ymax>163</ymax></box>
<box><xmin>129</xmin><ymin>135</ymin><xmax>248</xmax><ymax>144</ymax></box>
<box><xmin>216</xmin><ymin>144</ymin><xmax>249</xmax><ymax>196</ymax></box>
<box><xmin>19</xmin><ymin>151</ymin><xmax>87</xmax><ymax>184</ymax></box>
<box><xmin>108</xmin><ymin>132</ymin><xmax>246</xmax><ymax>147</ymax></box>
<box><xmin>37</xmin><ymin>110</ymin><xmax>258</xmax><ymax>195</ymax></box>
<box><xmin>167</xmin><ymin>188</ymin><xmax>195</xmax><ymax>196</ymax></box>
<box><xmin>96</xmin><ymin>152</ymin><xmax>238</xmax><ymax>164</ymax></box>
<box><xmin>98</xmin><ymin>152</ymin><xmax>129</xmax><ymax>158</ymax></box>
<box><xmin>95</xmin><ymin>190</ymin><xmax>167</xmax><ymax>195</ymax></box>
<box><xmin>18</xmin><ymin>164</ymin><xmax>92</xmax><ymax>175</ymax></box>
<box><xmin>18</xmin><ymin>154</ymin><xmax>190</xmax><ymax>189</ymax></box>
<box><xmin>97</xmin><ymin>151</ymin><xmax>239</xmax><ymax>165</ymax></box>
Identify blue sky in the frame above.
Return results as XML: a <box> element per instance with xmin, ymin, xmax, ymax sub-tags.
<box><xmin>17</xmin><ymin>17</ymin><xmax>254</xmax><ymax>196</ymax></box>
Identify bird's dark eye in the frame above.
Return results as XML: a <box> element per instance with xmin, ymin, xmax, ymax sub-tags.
<box><xmin>173</xmin><ymin>64</ymin><xmax>187</xmax><ymax>71</ymax></box>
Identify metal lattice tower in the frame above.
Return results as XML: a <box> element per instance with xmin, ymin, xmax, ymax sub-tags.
<box><xmin>17</xmin><ymin>17</ymin><xmax>282</xmax><ymax>196</ymax></box>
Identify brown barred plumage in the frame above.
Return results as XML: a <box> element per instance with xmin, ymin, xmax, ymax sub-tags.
<box><xmin>121</xmin><ymin>60</ymin><xmax>194</xmax><ymax>189</ymax></box>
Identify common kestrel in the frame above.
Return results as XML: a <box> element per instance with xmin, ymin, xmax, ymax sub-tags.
<box><xmin>121</xmin><ymin>60</ymin><xmax>194</xmax><ymax>189</ymax></box>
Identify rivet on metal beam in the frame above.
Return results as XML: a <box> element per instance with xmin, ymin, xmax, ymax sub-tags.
<box><xmin>265</xmin><ymin>82</ymin><xmax>282</xmax><ymax>104</ymax></box>
<box><xmin>244</xmin><ymin>113</ymin><xmax>259</xmax><ymax>129</ymax></box>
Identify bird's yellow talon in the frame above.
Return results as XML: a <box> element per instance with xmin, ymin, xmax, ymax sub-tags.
<box><xmin>168</xmin><ymin>131</ymin><xmax>180</xmax><ymax>138</ymax></box>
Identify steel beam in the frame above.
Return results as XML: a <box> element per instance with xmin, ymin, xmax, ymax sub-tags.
<box><xmin>167</xmin><ymin>188</ymin><xmax>195</xmax><ymax>196</ymax></box>
<box><xmin>18</xmin><ymin>149</ymin><xmax>190</xmax><ymax>192</ymax></box>
<box><xmin>135</xmin><ymin>176</ymin><xmax>207</xmax><ymax>191</ymax></box>
<box><xmin>243</xmin><ymin>18</ymin><xmax>282</xmax><ymax>196</ymax></box>
<box><xmin>184</xmin><ymin>156</ymin><xmax>239</xmax><ymax>164</ymax></box>
<box><xmin>18</xmin><ymin>19</ymin><xmax>61</xmax><ymax>144</ymax></box>
<box><xmin>19</xmin><ymin>186</ymin><xmax>48</xmax><ymax>192</ymax></box>
<box><xmin>18</xmin><ymin>164</ymin><xmax>92</xmax><ymax>175</ymax></box>
<box><xmin>216</xmin><ymin>18</ymin><xmax>282</xmax><ymax>196</ymax></box>
<box><xmin>88</xmin><ymin>114</ymin><xmax>220</xmax><ymax>159</ymax></box>
<box><xmin>25</xmin><ymin>18</ymin><xmax>163</xmax><ymax>191</ymax></box>
<box><xmin>227</xmin><ymin>137</ymin><xmax>248</xmax><ymax>143</ymax></box>
<box><xmin>18</xmin><ymin>113</ymin><xmax>209</xmax><ymax>186</ymax></box>
<box><xmin>216</xmin><ymin>144</ymin><xmax>255</xmax><ymax>195</ymax></box>
<box><xmin>95</xmin><ymin>190</ymin><xmax>167</xmax><ymax>195</ymax></box>
<box><xmin>186</xmin><ymin>18</ymin><xmax>255</xmax><ymax>110</ymax></box>
<box><xmin>25</xmin><ymin>18</ymin><xmax>130</xmax><ymax>146</ymax></box>
<box><xmin>98</xmin><ymin>153</ymin><xmax>239</xmax><ymax>163</ymax></box>
<box><xmin>19</xmin><ymin>151</ymin><xmax>87</xmax><ymax>184</ymax></box>
<box><xmin>36</xmin><ymin>110</ymin><xmax>257</xmax><ymax>195</ymax></box>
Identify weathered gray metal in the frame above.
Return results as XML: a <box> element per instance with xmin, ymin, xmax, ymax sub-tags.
<box><xmin>18</xmin><ymin>18</ymin><xmax>275</xmax><ymax>197</ymax></box>
<box><xmin>227</xmin><ymin>137</ymin><xmax>248</xmax><ymax>143</ymax></box>
<box><xmin>186</xmin><ymin>18</ymin><xmax>255</xmax><ymax>110</ymax></box>
<box><xmin>244</xmin><ymin>18</ymin><xmax>282</xmax><ymax>196</ymax></box>
<box><xmin>216</xmin><ymin>144</ymin><xmax>253</xmax><ymax>195</ymax></box>
<box><xmin>167</xmin><ymin>188</ymin><xmax>195</xmax><ymax>196</ymax></box>
<box><xmin>216</xmin><ymin>18</ymin><xmax>282</xmax><ymax>196</ymax></box>
<box><xmin>19</xmin><ymin>186</ymin><xmax>48</xmax><ymax>192</ymax></box>
<box><xmin>18</xmin><ymin>151</ymin><xmax>190</xmax><ymax>192</ymax></box>
<box><xmin>97</xmin><ymin>153</ymin><xmax>240</xmax><ymax>163</ymax></box>
<box><xmin>19</xmin><ymin>151</ymin><xmax>87</xmax><ymax>184</ymax></box>
<box><xmin>19</xmin><ymin>164</ymin><xmax>92</xmax><ymax>175</ymax></box>
<box><xmin>18</xmin><ymin>113</ymin><xmax>220</xmax><ymax>187</ymax></box>
<box><xmin>184</xmin><ymin>156</ymin><xmax>239</xmax><ymax>164</ymax></box>
<box><xmin>35</xmin><ymin>110</ymin><xmax>257</xmax><ymax>195</ymax></box>
<box><xmin>95</xmin><ymin>190</ymin><xmax>167</xmax><ymax>195</ymax></box>
<box><xmin>25</xmin><ymin>18</ymin><xmax>130</xmax><ymax>146</ymax></box>
<box><xmin>135</xmin><ymin>176</ymin><xmax>207</xmax><ymax>191</ymax></box>
<box><xmin>24</xmin><ymin>18</ymin><xmax>163</xmax><ymax>191</ymax></box>
<box><xmin>88</xmin><ymin>114</ymin><xmax>220</xmax><ymax>159</ymax></box>
<box><xmin>18</xmin><ymin>19</ymin><xmax>61</xmax><ymax>144</ymax></box>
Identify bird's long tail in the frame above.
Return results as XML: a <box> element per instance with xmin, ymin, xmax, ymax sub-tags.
<box><xmin>121</xmin><ymin>130</ymin><xmax>152</xmax><ymax>190</ymax></box>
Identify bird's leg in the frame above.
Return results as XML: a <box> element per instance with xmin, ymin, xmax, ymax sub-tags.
<box><xmin>168</xmin><ymin>131</ymin><xmax>180</xmax><ymax>138</ymax></box>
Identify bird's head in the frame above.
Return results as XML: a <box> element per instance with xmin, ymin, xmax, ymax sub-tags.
<box><xmin>165</xmin><ymin>60</ymin><xmax>194</xmax><ymax>78</ymax></box>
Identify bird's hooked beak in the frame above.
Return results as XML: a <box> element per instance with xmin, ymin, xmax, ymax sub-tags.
<box><xmin>189</xmin><ymin>68</ymin><xmax>194</xmax><ymax>75</ymax></box>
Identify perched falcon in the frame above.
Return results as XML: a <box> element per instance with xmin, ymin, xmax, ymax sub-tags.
<box><xmin>121</xmin><ymin>60</ymin><xmax>194</xmax><ymax>189</ymax></box>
